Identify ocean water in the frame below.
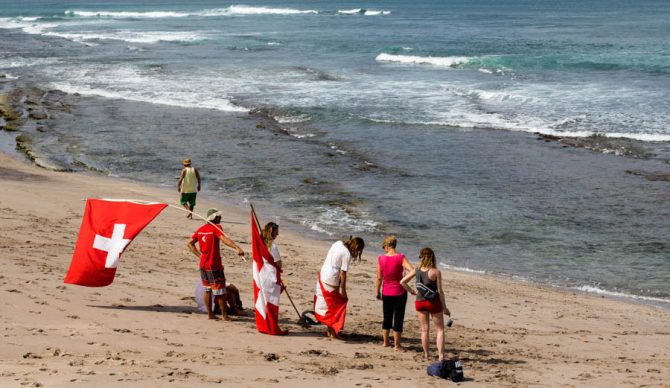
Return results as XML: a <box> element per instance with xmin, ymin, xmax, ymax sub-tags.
<box><xmin>1</xmin><ymin>0</ymin><xmax>669</xmax><ymax>306</ymax></box>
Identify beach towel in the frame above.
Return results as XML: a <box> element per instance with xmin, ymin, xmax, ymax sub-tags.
<box><xmin>313</xmin><ymin>275</ymin><xmax>348</xmax><ymax>335</ymax></box>
<box><xmin>64</xmin><ymin>199</ymin><xmax>167</xmax><ymax>287</ymax></box>
<box><xmin>251</xmin><ymin>211</ymin><xmax>287</xmax><ymax>335</ymax></box>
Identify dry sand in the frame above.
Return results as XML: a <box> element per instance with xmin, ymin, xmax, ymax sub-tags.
<box><xmin>0</xmin><ymin>151</ymin><xmax>668</xmax><ymax>387</ymax></box>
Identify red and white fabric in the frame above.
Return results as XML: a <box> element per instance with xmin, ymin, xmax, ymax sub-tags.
<box><xmin>251</xmin><ymin>211</ymin><xmax>287</xmax><ymax>335</ymax></box>
<box><xmin>64</xmin><ymin>199</ymin><xmax>167</xmax><ymax>287</ymax></box>
<box><xmin>313</xmin><ymin>275</ymin><xmax>348</xmax><ymax>335</ymax></box>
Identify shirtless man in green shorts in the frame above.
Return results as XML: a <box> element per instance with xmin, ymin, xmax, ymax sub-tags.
<box><xmin>178</xmin><ymin>158</ymin><xmax>201</xmax><ymax>219</ymax></box>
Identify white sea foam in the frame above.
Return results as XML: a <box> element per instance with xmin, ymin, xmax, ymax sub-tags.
<box><xmin>63</xmin><ymin>6</ymin><xmax>319</xmax><ymax>19</ymax></box>
<box><xmin>0</xmin><ymin>18</ymin><xmax>59</xmax><ymax>34</ymax></box>
<box><xmin>226</xmin><ymin>5</ymin><xmax>318</xmax><ymax>15</ymax></box>
<box><xmin>0</xmin><ymin>57</ymin><xmax>61</xmax><ymax>68</ymax></box>
<box><xmin>43</xmin><ymin>30</ymin><xmax>208</xmax><ymax>44</ymax></box>
<box><xmin>574</xmin><ymin>285</ymin><xmax>670</xmax><ymax>304</ymax></box>
<box><xmin>274</xmin><ymin>113</ymin><xmax>311</xmax><ymax>124</ymax></box>
<box><xmin>363</xmin><ymin>10</ymin><xmax>391</xmax><ymax>16</ymax></box>
<box><xmin>376</xmin><ymin>53</ymin><xmax>471</xmax><ymax>67</ymax></box>
<box><xmin>65</xmin><ymin>10</ymin><xmax>192</xmax><ymax>18</ymax></box>
<box><xmin>15</xmin><ymin>16</ymin><xmax>40</xmax><ymax>22</ymax></box>
<box><xmin>300</xmin><ymin>206</ymin><xmax>378</xmax><ymax>236</ymax></box>
<box><xmin>49</xmin><ymin>83</ymin><xmax>248</xmax><ymax>113</ymax></box>
<box><xmin>453</xmin><ymin>87</ymin><xmax>534</xmax><ymax>104</ymax></box>
<box><xmin>440</xmin><ymin>264</ymin><xmax>486</xmax><ymax>274</ymax></box>
<box><xmin>337</xmin><ymin>9</ymin><xmax>362</xmax><ymax>15</ymax></box>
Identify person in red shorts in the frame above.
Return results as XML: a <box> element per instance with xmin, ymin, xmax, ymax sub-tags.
<box><xmin>188</xmin><ymin>208</ymin><xmax>245</xmax><ymax>321</ymax></box>
<box><xmin>400</xmin><ymin>247</ymin><xmax>451</xmax><ymax>360</ymax></box>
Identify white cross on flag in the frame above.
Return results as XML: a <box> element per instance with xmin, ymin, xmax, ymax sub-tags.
<box><xmin>251</xmin><ymin>210</ymin><xmax>287</xmax><ymax>335</ymax></box>
<box><xmin>64</xmin><ymin>199</ymin><xmax>167</xmax><ymax>287</ymax></box>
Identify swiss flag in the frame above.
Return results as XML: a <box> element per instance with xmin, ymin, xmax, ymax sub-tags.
<box><xmin>251</xmin><ymin>211</ymin><xmax>287</xmax><ymax>335</ymax></box>
<box><xmin>64</xmin><ymin>199</ymin><xmax>167</xmax><ymax>287</ymax></box>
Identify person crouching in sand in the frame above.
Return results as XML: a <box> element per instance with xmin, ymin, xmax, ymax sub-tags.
<box><xmin>400</xmin><ymin>247</ymin><xmax>451</xmax><ymax>360</ymax></box>
<box><xmin>314</xmin><ymin>236</ymin><xmax>365</xmax><ymax>339</ymax></box>
<box><xmin>188</xmin><ymin>208</ymin><xmax>245</xmax><ymax>321</ymax></box>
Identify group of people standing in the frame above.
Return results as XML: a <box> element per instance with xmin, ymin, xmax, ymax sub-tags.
<box><xmin>180</xmin><ymin>158</ymin><xmax>451</xmax><ymax>360</ymax></box>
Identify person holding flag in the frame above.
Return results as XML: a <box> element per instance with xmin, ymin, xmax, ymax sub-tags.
<box><xmin>261</xmin><ymin>222</ymin><xmax>282</xmax><ymax>272</ymax></box>
<box><xmin>251</xmin><ymin>211</ymin><xmax>287</xmax><ymax>335</ymax></box>
<box><xmin>188</xmin><ymin>208</ymin><xmax>245</xmax><ymax>321</ymax></box>
<box><xmin>314</xmin><ymin>237</ymin><xmax>365</xmax><ymax>339</ymax></box>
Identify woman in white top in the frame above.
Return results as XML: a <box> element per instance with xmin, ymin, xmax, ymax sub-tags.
<box><xmin>315</xmin><ymin>236</ymin><xmax>365</xmax><ymax>338</ymax></box>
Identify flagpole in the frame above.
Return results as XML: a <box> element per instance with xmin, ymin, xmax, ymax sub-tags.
<box><xmin>250</xmin><ymin>204</ymin><xmax>303</xmax><ymax>321</ymax></box>
<box><xmin>168</xmin><ymin>203</ymin><xmax>247</xmax><ymax>262</ymax></box>
<box><xmin>85</xmin><ymin>198</ymin><xmax>247</xmax><ymax>262</ymax></box>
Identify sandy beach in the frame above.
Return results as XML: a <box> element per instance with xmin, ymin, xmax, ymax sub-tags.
<box><xmin>0</xmin><ymin>151</ymin><xmax>668</xmax><ymax>387</ymax></box>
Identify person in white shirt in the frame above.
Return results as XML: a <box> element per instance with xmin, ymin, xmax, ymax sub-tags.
<box><xmin>314</xmin><ymin>236</ymin><xmax>365</xmax><ymax>338</ymax></box>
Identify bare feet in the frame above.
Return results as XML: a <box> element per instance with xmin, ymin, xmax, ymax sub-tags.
<box><xmin>383</xmin><ymin>342</ymin><xmax>390</xmax><ymax>347</ymax></box>
<box><xmin>394</xmin><ymin>346</ymin><xmax>402</xmax><ymax>352</ymax></box>
<box><xmin>423</xmin><ymin>352</ymin><xmax>430</xmax><ymax>360</ymax></box>
<box><xmin>221</xmin><ymin>315</ymin><xmax>233</xmax><ymax>321</ymax></box>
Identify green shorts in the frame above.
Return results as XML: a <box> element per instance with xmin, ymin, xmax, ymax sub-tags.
<box><xmin>180</xmin><ymin>192</ymin><xmax>197</xmax><ymax>208</ymax></box>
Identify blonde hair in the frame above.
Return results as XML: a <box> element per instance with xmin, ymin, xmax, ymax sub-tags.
<box><xmin>418</xmin><ymin>247</ymin><xmax>436</xmax><ymax>269</ymax></box>
<box><xmin>382</xmin><ymin>235</ymin><xmax>397</xmax><ymax>249</ymax></box>
<box><xmin>261</xmin><ymin>222</ymin><xmax>278</xmax><ymax>250</ymax></box>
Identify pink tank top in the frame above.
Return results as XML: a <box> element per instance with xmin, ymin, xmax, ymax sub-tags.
<box><xmin>378</xmin><ymin>253</ymin><xmax>407</xmax><ymax>296</ymax></box>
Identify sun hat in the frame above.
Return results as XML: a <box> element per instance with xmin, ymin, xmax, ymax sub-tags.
<box><xmin>206</xmin><ymin>208</ymin><xmax>223</xmax><ymax>221</ymax></box>
<box><xmin>183</xmin><ymin>158</ymin><xmax>191</xmax><ymax>166</ymax></box>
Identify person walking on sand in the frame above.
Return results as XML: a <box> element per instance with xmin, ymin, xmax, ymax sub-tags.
<box><xmin>314</xmin><ymin>236</ymin><xmax>365</xmax><ymax>339</ymax></box>
<box><xmin>188</xmin><ymin>208</ymin><xmax>245</xmax><ymax>321</ymax></box>
<box><xmin>400</xmin><ymin>247</ymin><xmax>451</xmax><ymax>360</ymax></box>
<box><xmin>178</xmin><ymin>158</ymin><xmax>201</xmax><ymax>219</ymax></box>
<box><xmin>375</xmin><ymin>235</ymin><xmax>414</xmax><ymax>351</ymax></box>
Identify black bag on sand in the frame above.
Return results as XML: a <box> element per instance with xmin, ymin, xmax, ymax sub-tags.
<box><xmin>426</xmin><ymin>358</ymin><xmax>464</xmax><ymax>382</ymax></box>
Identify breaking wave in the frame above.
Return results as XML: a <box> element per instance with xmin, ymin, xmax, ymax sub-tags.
<box><xmin>64</xmin><ymin>5</ymin><xmax>319</xmax><ymax>19</ymax></box>
<box><xmin>376</xmin><ymin>53</ymin><xmax>471</xmax><ymax>67</ymax></box>
<box><xmin>337</xmin><ymin>9</ymin><xmax>391</xmax><ymax>16</ymax></box>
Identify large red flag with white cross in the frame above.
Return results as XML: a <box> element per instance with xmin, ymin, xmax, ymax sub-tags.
<box><xmin>251</xmin><ymin>210</ymin><xmax>287</xmax><ymax>335</ymax></box>
<box><xmin>64</xmin><ymin>199</ymin><xmax>167</xmax><ymax>287</ymax></box>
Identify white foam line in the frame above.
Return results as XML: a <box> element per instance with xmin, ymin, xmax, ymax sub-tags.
<box><xmin>440</xmin><ymin>263</ymin><xmax>486</xmax><ymax>274</ymax></box>
<box><xmin>365</xmin><ymin>116</ymin><xmax>670</xmax><ymax>142</ymax></box>
<box><xmin>49</xmin><ymin>83</ymin><xmax>248</xmax><ymax>113</ymax></box>
<box><xmin>64</xmin><ymin>5</ymin><xmax>319</xmax><ymax>19</ymax></box>
<box><xmin>574</xmin><ymin>285</ymin><xmax>670</xmax><ymax>304</ymax></box>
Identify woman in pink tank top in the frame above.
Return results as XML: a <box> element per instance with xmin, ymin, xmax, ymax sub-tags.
<box><xmin>375</xmin><ymin>235</ymin><xmax>415</xmax><ymax>351</ymax></box>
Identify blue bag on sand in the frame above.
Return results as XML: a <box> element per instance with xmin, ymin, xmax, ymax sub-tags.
<box><xmin>427</xmin><ymin>359</ymin><xmax>464</xmax><ymax>382</ymax></box>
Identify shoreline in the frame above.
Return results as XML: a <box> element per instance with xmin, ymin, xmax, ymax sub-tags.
<box><xmin>1</xmin><ymin>80</ymin><xmax>669</xmax><ymax>310</ymax></box>
<box><xmin>1</xmin><ymin>144</ymin><xmax>669</xmax><ymax>386</ymax></box>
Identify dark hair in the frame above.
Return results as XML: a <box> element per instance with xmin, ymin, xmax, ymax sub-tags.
<box><xmin>344</xmin><ymin>237</ymin><xmax>365</xmax><ymax>262</ymax></box>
